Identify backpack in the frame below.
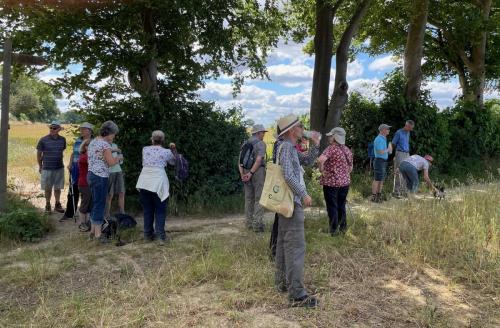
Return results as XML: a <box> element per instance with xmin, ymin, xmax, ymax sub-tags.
<box><xmin>173</xmin><ymin>152</ymin><xmax>189</xmax><ymax>182</ymax></box>
<box><xmin>239</xmin><ymin>140</ymin><xmax>258</xmax><ymax>170</ymax></box>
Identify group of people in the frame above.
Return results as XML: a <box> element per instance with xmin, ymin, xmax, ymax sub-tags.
<box><xmin>36</xmin><ymin>120</ymin><xmax>178</xmax><ymax>245</ymax></box>
<box><xmin>239</xmin><ymin>115</ymin><xmax>439</xmax><ymax>308</ymax></box>
<box><xmin>371</xmin><ymin>120</ymin><xmax>439</xmax><ymax>203</ymax></box>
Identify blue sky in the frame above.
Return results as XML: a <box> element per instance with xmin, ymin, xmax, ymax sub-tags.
<box><xmin>38</xmin><ymin>40</ymin><xmax>499</xmax><ymax>127</ymax></box>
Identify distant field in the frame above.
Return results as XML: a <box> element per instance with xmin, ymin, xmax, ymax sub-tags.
<box><xmin>7</xmin><ymin>122</ymin><xmax>75</xmax><ymax>185</ymax></box>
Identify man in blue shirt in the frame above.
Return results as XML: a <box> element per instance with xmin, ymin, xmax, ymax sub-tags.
<box><xmin>391</xmin><ymin>120</ymin><xmax>414</xmax><ymax>197</ymax></box>
<box><xmin>371</xmin><ymin>124</ymin><xmax>392</xmax><ymax>202</ymax></box>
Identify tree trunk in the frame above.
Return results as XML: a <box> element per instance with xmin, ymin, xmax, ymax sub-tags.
<box><xmin>464</xmin><ymin>0</ymin><xmax>492</xmax><ymax>107</ymax></box>
<box><xmin>309</xmin><ymin>0</ymin><xmax>334</xmax><ymax>132</ymax></box>
<box><xmin>324</xmin><ymin>0</ymin><xmax>371</xmax><ymax>136</ymax></box>
<box><xmin>127</xmin><ymin>9</ymin><xmax>160</xmax><ymax>102</ymax></box>
<box><xmin>403</xmin><ymin>0</ymin><xmax>429</xmax><ymax>102</ymax></box>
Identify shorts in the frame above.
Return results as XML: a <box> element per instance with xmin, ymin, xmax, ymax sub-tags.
<box><xmin>373</xmin><ymin>158</ymin><xmax>388</xmax><ymax>182</ymax></box>
<box><xmin>79</xmin><ymin>186</ymin><xmax>92</xmax><ymax>214</ymax></box>
<box><xmin>108</xmin><ymin>171</ymin><xmax>125</xmax><ymax>195</ymax></box>
<box><xmin>41</xmin><ymin>168</ymin><xmax>64</xmax><ymax>190</ymax></box>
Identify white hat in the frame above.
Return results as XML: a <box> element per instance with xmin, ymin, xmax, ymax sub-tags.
<box><xmin>251</xmin><ymin>124</ymin><xmax>268</xmax><ymax>134</ymax></box>
<box><xmin>378</xmin><ymin>123</ymin><xmax>391</xmax><ymax>131</ymax></box>
<box><xmin>326</xmin><ymin>127</ymin><xmax>346</xmax><ymax>145</ymax></box>
<box><xmin>277</xmin><ymin>114</ymin><xmax>300</xmax><ymax>137</ymax></box>
<box><xmin>79</xmin><ymin>122</ymin><xmax>94</xmax><ymax>131</ymax></box>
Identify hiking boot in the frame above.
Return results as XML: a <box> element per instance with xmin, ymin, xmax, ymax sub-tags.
<box><xmin>54</xmin><ymin>202</ymin><xmax>65</xmax><ymax>213</ymax></box>
<box><xmin>59</xmin><ymin>215</ymin><xmax>70</xmax><ymax>222</ymax></box>
<box><xmin>158</xmin><ymin>239</ymin><xmax>166</xmax><ymax>246</ymax></box>
<box><xmin>376</xmin><ymin>193</ymin><xmax>383</xmax><ymax>203</ymax></box>
<box><xmin>45</xmin><ymin>204</ymin><xmax>52</xmax><ymax>213</ymax></box>
<box><xmin>290</xmin><ymin>295</ymin><xmax>318</xmax><ymax>308</ymax></box>
<box><xmin>370</xmin><ymin>194</ymin><xmax>378</xmax><ymax>203</ymax></box>
<box><xmin>144</xmin><ymin>235</ymin><xmax>154</xmax><ymax>242</ymax></box>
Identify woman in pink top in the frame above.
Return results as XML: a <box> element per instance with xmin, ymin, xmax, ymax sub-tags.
<box><xmin>318</xmin><ymin>127</ymin><xmax>353</xmax><ymax>236</ymax></box>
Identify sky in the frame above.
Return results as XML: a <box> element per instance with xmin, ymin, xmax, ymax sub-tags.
<box><xmin>38</xmin><ymin>40</ymin><xmax>499</xmax><ymax>127</ymax></box>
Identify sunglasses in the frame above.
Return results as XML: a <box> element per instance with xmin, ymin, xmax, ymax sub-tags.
<box><xmin>50</xmin><ymin>126</ymin><xmax>60</xmax><ymax>130</ymax></box>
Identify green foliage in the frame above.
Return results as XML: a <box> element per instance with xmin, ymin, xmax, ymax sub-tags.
<box><xmin>6</xmin><ymin>74</ymin><xmax>60</xmax><ymax>122</ymax></box>
<box><xmin>341</xmin><ymin>69</ymin><xmax>499</xmax><ymax>176</ymax></box>
<box><xmin>86</xmin><ymin>96</ymin><xmax>247</xmax><ymax>214</ymax></box>
<box><xmin>59</xmin><ymin>110</ymin><xmax>83</xmax><ymax>124</ymax></box>
<box><xmin>0</xmin><ymin>197</ymin><xmax>52</xmax><ymax>242</ymax></box>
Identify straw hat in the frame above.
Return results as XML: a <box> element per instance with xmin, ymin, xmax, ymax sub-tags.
<box><xmin>277</xmin><ymin>114</ymin><xmax>300</xmax><ymax>137</ymax></box>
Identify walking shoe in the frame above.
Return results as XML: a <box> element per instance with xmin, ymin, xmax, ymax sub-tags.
<box><xmin>370</xmin><ymin>194</ymin><xmax>378</xmax><ymax>203</ymax></box>
<box><xmin>79</xmin><ymin>222</ymin><xmax>91</xmax><ymax>232</ymax></box>
<box><xmin>45</xmin><ymin>204</ymin><xmax>52</xmax><ymax>213</ymax></box>
<box><xmin>376</xmin><ymin>193</ymin><xmax>383</xmax><ymax>203</ymax></box>
<box><xmin>59</xmin><ymin>215</ymin><xmax>70</xmax><ymax>222</ymax></box>
<box><xmin>158</xmin><ymin>239</ymin><xmax>166</xmax><ymax>246</ymax></box>
<box><xmin>290</xmin><ymin>295</ymin><xmax>318</xmax><ymax>308</ymax></box>
<box><xmin>276</xmin><ymin>284</ymin><xmax>288</xmax><ymax>293</ymax></box>
<box><xmin>88</xmin><ymin>233</ymin><xmax>95</xmax><ymax>241</ymax></box>
<box><xmin>54</xmin><ymin>202</ymin><xmax>65</xmax><ymax>213</ymax></box>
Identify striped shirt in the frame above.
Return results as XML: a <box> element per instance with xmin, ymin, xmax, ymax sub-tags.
<box><xmin>276</xmin><ymin>139</ymin><xmax>319</xmax><ymax>206</ymax></box>
<box><xmin>36</xmin><ymin>135</ymin><xmax>66</xmax><ymax>170</ymax></box>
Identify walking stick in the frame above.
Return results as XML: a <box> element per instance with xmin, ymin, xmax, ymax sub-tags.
<box><xmin>69</xmin><ymin>172</ymin><xmax>76</xmax><ymax>223</ymax></box>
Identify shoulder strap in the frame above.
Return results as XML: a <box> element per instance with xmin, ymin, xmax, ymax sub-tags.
<box><xmin>277</xmin><ymin>143</ymin><xmax>285</xmax><ymax>166</ymax></box>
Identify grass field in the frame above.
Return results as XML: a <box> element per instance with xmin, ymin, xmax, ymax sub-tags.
<box><xmin>1</xmin><ymin>123</ymin><xmax>499</xmax><ymax>327</ymax></box>
<box><xmin>7</xmin><ymin>122</ymin><xmax>75</xmax><ymax>186</ymax></box>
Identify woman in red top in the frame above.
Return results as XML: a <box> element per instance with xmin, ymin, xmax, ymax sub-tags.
<box><xmin>318</xmin><ymin>127</ymin><xmax>353</xmax><ymax>235</ymax></box>
<box><xmin>78</xmin><ymin>139</ymin><xmax>92</xmax><ymax>232</ymax></box>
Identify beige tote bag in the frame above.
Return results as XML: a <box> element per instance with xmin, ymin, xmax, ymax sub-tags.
<box><xmin>259</xmin><ymin>145</ymin><xmax>294</xmax><ymax>218</ymax></box>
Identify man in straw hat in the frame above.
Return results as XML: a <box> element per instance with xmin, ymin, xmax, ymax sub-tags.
<box><xmin>37</xmin><ymin>120</ymin><xmax>67</xmax><ymax>213</ymax></box>
<box><xmin>59</xmin><ymin>122</ymin><xmax>94</xmax><ymax>222</ymax></box>
<box><xmin>238</xmin><ymin>124</ymin><xmax>268</xmax><ymax>232</ymax></box>
<box><xmin>274</xmin><ymin>114</ymin><xmax>320</xmax><ymax>308</ymax></box>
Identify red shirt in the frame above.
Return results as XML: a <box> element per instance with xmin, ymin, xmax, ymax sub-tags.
<box><xmin>78</xmin><ymin>153</ymin><xmax>89</xmax><ymax>187</ymax></box>
<box><xmin>320</xmin><ymin>144</ymin><xmax>353</xmax><ymax>187</ymax></box>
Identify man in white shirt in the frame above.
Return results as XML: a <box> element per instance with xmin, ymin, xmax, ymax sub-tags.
<box><xmin>399</xmin><ymin>154</ymin><xmax>438</xmax><ymax>194</ymax></box>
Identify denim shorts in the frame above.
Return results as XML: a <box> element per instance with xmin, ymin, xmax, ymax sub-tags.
<box><xmin>373</xmin><ymin>158</ymin><xmax>388</xmax><ymax>182</ymax></box>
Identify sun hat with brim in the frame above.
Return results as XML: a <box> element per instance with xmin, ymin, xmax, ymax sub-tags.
<box><xmin>277</xmin><ymin>114</ymin><xmax>300</xmax><ymax>137</ymax></box>
<box><xmin>424</xmin><ymin>154</ymin><xmax>434</xmax><ymax>162</ymax></box>
<box><xmin>378</xmin><ymin>123</ymin><xmax>391</xmax><ymax>131</ymax></box>
<box><xmin>79</xmin><ymin>122</ymin><xmax>94</xmax><ymax>131</ymax></box>
<box><xmin>326</xmin><ymin>127</ymin><xmax>346</xmax><ymax>145</ymax></box>
<box><xmin>251</xmin><ymin>124</ymin><xmax>268</xmax><ymax>134</ymax></box>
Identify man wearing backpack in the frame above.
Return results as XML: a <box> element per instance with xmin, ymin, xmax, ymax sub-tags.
<box><xmin>239</xmin><ymin>124</ymin><xmax>268</xmax><ymax>232</ymax></box>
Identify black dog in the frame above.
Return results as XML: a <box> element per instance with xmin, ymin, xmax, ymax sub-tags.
<box><xmin>433</xmin><ymin>185</ymin><xmax>446</xmax><ymax>199</ymax></box>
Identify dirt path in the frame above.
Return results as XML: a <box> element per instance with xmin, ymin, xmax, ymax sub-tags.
<box><xmin>2</xmin><ymin>184</ymin><xmax>498</xmax><ymax>327</ymax></box>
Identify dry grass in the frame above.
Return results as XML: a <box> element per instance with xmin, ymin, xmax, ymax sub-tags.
<box><xmin>0</xmin><ymin>181</ymin><xmax>499</xmax><ymax>327</ymax></box>
<box><xmin>7</xmin><ymin>122</ymin><xmax>75</xmax><ymax>186</ymax></box>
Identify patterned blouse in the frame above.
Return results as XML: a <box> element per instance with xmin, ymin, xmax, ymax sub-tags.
<box><xmin>320</xmin><ymin>144</ymin><xmax>353</xmax><ymax>187</ymax></box>
<box><xmin>142</xmin><ymin>146</ymin><xmax>175</xmax><ymax>167</ymax></box>
<box><xmin>88</xmin><ymin>138</ymin><xmax>111</xmax><ymax>178</ymax></box>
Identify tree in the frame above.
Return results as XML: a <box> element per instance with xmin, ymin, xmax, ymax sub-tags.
<box><xmin>403</xmin><ymin>0</ymin><xmax>429</xmax><ymax>102</ymax></box>
<box><xmin>289</xmin><ymin>0</ymin><xmax>372</xmax><ymax>142</ymax></box>
<box><xmin>1</xmin><ymin>1</ymin><xmax>285</xmax><ymax>106</ymax></box>
<box><xmin>3</xmin><ymin>73</ymin><xmax>60</xmax><ymax>122</ymax></box>
<box><xmin>361</xmin><ymin>0</ymin><xmax>499</xmax><ymax>107</ymax></box>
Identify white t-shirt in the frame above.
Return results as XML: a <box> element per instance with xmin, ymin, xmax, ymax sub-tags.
<box><xmin>405</xmin><ymin>155</ymin><xmax>430</xmax><ymax>171</ymax></box>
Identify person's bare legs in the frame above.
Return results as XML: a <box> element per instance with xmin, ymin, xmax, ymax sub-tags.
<box><xmin>105</xmin><ymin>194</ymin><xmax>113</xmax><ymax>218</ymax></box>
<box><xmin>54</xmin><ymin>189</ymin><xmax>61</xmax><ymax>204</ymax></box>
<box><xmin>44</xmin><ymin>189</ymin><xmax>52</xmax><ymax>209</ymax></box>
<box><xmin>118</xmin><ymin>192</ymin><xmax>125</xmax><ymax>214</ymax></box>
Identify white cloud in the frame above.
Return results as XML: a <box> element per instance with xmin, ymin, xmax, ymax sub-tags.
<box><xmin>347</xmin><ymin>60</ymin><xmax>364</xmax><ymax>78</ymax></box>
<box><xmin>368</xmin><ymin>55</ymin><xmax>400</xmax><ymax>71</ymax></box>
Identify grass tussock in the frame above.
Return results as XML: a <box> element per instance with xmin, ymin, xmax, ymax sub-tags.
<box><xmin>0</xmin><ymin>183</ymin><xmax>499</xmax><ymax>327</ymax></box>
